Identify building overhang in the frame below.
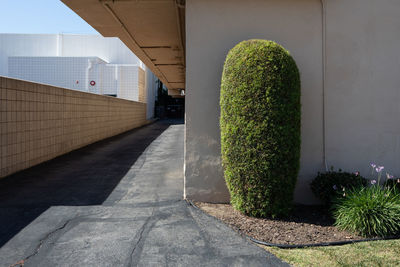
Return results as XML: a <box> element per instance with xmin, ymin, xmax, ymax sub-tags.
<box><xmin>62</xmin><ymin>0</ymin><xmax>185</xmax><ymax>96</ymax></box>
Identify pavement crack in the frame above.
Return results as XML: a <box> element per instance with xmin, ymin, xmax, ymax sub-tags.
<box><xmin>128</xmin><ymin>193</ymin><xmax>160</xmax><ymax>267</ymax></box>
<box><xmin>184</xmin><ymin>203</ymin><xmax>216</xmax><ymax>258</ymax></box>
<box><xmin>129</xmin><ymin>219</ymin><xmax>149</xmax><ymax>260</ymax></box>
<box><xmin>8</xmin><ymin>219</ymin><xmax>72</xmax><ymax>267</ymax></box>
<box><xmin>128</xmin><ymin>211</ymin><xmax>156</xmax><ymax>267</ymax></box>
<box><xmin>8</xmin><ymin>211</ymin><xmax>103</xmax><ymax>267</ymax></box>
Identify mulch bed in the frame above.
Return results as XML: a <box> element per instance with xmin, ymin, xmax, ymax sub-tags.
<box><xmin>195</xmin><ymin>202</ymin><xmax>366</xmax><ymax>245</ymax></box>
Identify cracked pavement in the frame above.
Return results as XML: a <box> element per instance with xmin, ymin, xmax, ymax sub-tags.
<box><xmin>0</xmin><ymin>120</ymin><xmax>288</xmax><ymax>267</ymax></box>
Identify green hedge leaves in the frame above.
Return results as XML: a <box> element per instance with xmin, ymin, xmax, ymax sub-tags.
<box><xmin>220</xmin><ymin>39</ymin><xmax>301</xmax><ymax>218</ymax></box>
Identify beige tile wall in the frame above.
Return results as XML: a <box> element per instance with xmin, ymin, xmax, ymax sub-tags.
<box><xmin>138</xmin><ymin>67</ymin><xmax>146</xmax><ymax>103</ymax></box>
<box><xmin>0</xmin><ymin>76</ymin><xmax>147</xmax><ymax>178</ymax></box>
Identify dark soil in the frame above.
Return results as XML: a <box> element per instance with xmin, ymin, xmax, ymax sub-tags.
<box><xmin>195</xmin><ymin>202</ymin><xmax>365</xmax><ymax>245</ymax></box>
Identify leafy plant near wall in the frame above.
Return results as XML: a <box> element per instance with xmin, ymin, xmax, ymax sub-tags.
<box><xmin>384</xmin><ymin>178</ymin><xmax>400</xmax><ymax>192</ymax></box>
<box><xmin>310</xmin><ymin>168</ymin><xmax>367</xmax><ymax>206</ymax></box>
<box><xmin>220</xmin><ymin>39</ymin><xmax>301</xmax><ymax>218</ymax></box>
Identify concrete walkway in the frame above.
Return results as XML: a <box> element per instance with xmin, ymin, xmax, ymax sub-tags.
<box><xmin>0</xmin><ymin>120</ymin><xmax>288</xmax><ymax>267</ymax></box>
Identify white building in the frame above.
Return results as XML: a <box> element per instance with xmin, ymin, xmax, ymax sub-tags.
<box><xmin>0</xmin><ymin>33</ymin><xmax>157</xmax><ymax>119</ymax></box>
<box><xmin>8</xmin><ymin>56</ymin><xmax>145</xmax><ymax>101</ymax></box>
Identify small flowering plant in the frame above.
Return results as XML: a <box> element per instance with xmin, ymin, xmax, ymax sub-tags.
<box><xmin>368</xmin><ymin>163</ymin><xmax>399</xmax><ymax>190</ymax></box>
<box><xmin>334</xmin><ymin>163</ymin><xmax>398</xmax><ymax>193</ymax></box>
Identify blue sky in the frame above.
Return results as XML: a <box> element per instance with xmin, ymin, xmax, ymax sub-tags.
<box><xmin>0</xmin><ymin>0</ymin><xmax>99</xmax><ymax>34</ymax></box>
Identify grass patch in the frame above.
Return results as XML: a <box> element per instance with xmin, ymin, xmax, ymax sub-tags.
<box><xmin>262</xmin><ymin>239</ymin><xmax>400</xmax><ymax>267</ymax></box>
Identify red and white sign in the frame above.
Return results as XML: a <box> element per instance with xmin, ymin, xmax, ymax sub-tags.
<box><xmin>90</xmin><ymin>80</ymin><xmax>96</xmax><ymax>86</ymax></box>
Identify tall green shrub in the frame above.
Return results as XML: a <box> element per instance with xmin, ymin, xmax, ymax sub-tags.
<box><xmin>220</xmin><ymin>39</ymin><xmax>301</xmax><ymax>218</ymax></box>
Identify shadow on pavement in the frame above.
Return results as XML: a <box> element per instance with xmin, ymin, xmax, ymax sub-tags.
<box><xmin>0</xmin><ymin>119</ymin><xmax>183</xmax><ymax>247</ymax></box>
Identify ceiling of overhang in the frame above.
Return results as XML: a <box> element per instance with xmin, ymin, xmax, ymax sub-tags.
<box><xmin>62</xmin><ymin>0</ymin><xmax>186</xmax><ymax>94</ymax></box>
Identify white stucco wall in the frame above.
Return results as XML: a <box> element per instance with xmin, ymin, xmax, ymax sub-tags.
<box><xmin>324</xmin><ymin>0</ymin><xmax>400</xmax><ymax>181</ymax></box>
<box><xmin>185</xmin><ymin>0</ymin><xmax>400</xmax><ymax>204</ymax></box>
<box><xmin>185</xmin><ymin>0</ymin><xmax>323</xmax><ymax>203</ymax></box>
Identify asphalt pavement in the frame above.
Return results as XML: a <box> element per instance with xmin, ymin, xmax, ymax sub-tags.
<box><xmin>0</xmin><ymin>120</ymin><xmax>288</xmax><ymax>267</ymax></box>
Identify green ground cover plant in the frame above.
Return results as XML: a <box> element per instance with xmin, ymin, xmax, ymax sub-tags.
<box><xmin>263</xmin><ymin>239</ymin><xmax>400</xmax><ymax>267</ymax></box>
<box><xmin>329</xmin><ymin>164</ymin><xmax>400</xmax><ymax>237</ymax></box>
<box><xmin>220</xmin><ymin>39</ymin><xmax>300</xmax><ymax>218</ymax></box>
<box><xmin>333</xmin><ymin>185</ymin><xmax>400</xmax><ymax>237</ymax></box>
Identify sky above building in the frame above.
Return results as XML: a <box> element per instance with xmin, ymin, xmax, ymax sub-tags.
<box><xmin>0</xmin><ymin>0</ymin><xmax>99</xmax><ymax>35</ymax></box>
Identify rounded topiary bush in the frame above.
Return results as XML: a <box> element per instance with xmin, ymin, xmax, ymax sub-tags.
<box><xmin>220</xmin><ymin>39</ymin><xmax>301</xmax><ymax>218</ymax></box>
